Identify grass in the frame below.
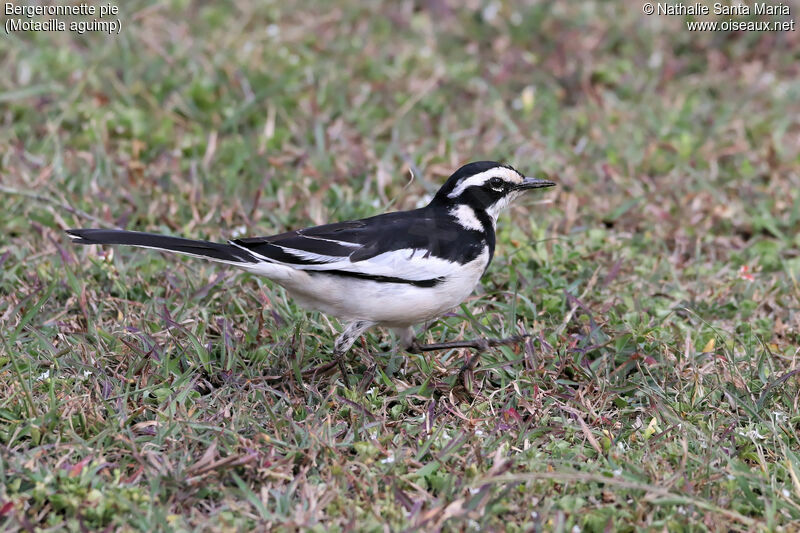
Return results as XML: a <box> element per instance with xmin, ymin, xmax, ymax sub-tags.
<box><xmin>1</xmin><ymin>0</ymin><xmax>800</xmax><ymax>530</ymax></box>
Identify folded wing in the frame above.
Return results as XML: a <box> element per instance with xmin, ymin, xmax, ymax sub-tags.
<box><xmin>230</xmin><ymin>210</ymin><xmax>482</xmax><ymax>286</ymax></box>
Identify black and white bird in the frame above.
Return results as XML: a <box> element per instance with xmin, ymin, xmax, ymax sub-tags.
<box><xmin>67</xmin><ymin>161</ymin><xmax>555</xmax><ymax>382</ymax></box>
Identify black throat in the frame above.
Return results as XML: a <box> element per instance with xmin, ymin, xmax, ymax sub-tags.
<box><xmin>462</xmin><ymin>200</ymin><xmax>496</xmax><ymax>270</ymax></box>
<box><xmin>430</xmin><ymin>196</ymin><xmax>497</xmax><ymax>272</ymax></box>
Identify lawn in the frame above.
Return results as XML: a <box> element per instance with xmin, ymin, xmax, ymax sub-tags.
<box><xmin>1</xmin><ymin>1</ymin><xmax>799</xmax><ymax>531</ymax></box>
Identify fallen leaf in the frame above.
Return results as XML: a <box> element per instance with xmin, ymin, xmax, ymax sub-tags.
<box><xmin>702</xmin><ymin>338</ymin><xmax>716</xmax><ymax>353</ymax></box>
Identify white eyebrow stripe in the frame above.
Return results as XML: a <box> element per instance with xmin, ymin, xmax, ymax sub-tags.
<box><xmin>446</xmin><ymin>167</ymin><xmax>523</xmax><ymax>198</ymax></box>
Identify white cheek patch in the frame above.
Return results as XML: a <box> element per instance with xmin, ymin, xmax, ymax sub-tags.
<box><xmin>449</xmin><ymin>204</ymin><xmax>484</xmax><ymax>231</ymax></box>
<box><xmin>447</xmin><ymin>167</ymin><xmax>523</xmax><ymax>199</ymax></box>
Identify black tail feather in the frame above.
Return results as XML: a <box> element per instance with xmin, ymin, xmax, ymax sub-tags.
<box><xmin>66</xmin><ymin>229</ymin><xmax>256</xmax><ymax>264</ymax></box>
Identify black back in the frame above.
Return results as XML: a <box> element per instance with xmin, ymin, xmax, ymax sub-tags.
<box><xmin>234</xmin><ymin>205</ymin><xmax>494</xmax><ymax>269</ymax></box>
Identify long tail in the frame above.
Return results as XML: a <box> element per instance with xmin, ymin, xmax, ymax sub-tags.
<box><xmin>66</xmin><ymin>229</ymin><xmax>258</xmax><ymax>265</ymax></box>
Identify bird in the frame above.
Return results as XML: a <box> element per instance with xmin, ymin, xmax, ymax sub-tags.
<box><xmin>66</xmin><ymin>161</ymin><xmax>555</xmax><ymax>384</ymax></box>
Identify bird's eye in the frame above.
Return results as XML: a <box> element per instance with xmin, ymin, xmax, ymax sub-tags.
<box><xmin>488</xmin><ymin>177</ymin><xmax>505</xmax><ymax>191</ymax></box>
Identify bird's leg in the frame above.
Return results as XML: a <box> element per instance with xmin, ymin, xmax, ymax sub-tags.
<box><xmin>457</xmin><ymin>351</ymin><xmax>479</xmax><ymax>391</ymax></box>
<box><xmin>407</xmin><ymin>333</ymin><xmax>529</xmax><ymax>388</ymax></box>
<box><xmin>394</xmin><ymin>327</ymin><xmax>417</xmax><ymax>351</ymax></box>
<box><xmin>407</xmin><ymin>334</ymin><xmax>529</xmax><ymax>354</ymax></box>
<box><xmin>333</xmin><ymin>320</ymin><xmax>375</xmax><ymax>387</ymax></box>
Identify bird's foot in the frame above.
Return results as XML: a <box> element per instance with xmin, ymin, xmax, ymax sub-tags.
<box><xmin>297</xmin><ymin>353</ymin><xmax>351</xmax><ymax>386</ymax></box>
<box><xmin>335</xmin><ymin>352</ymin><xmax>351</xmax><ymax>388</ymax></box>
<box><xmin>301</xmin><ymin>359</ymin><xmax>339</xmax><ymax>378</ymax></box>
<box><xmin>408</xmin><ymin>334</ymin><xmax>529</xmax><ymax>395</ymax></box>
<box><xmin>407</xmin><ymin>334</ymin><xmax>529</xmax><ymax>354</ymax></box>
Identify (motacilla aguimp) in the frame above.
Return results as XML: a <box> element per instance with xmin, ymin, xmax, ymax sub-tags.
<box><xmin>67</xmin><ymin>161</ymin><xmax>555</xmax><ymax>385</ymax></box>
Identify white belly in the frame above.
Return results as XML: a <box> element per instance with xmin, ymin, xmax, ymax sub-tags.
<box><xmin>266</xmin><ymin>250</ymin><xmax>489</xmax><ymax>327</ymax></box>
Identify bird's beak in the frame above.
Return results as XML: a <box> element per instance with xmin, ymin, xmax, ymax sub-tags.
<box><xmin>516</xmin><ymin>176</ymin><xmax>556</xmax><ymax>190</ymax></box>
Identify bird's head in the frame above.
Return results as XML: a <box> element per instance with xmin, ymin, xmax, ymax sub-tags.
<box><xmin>431</xmin><ymin>161</ymin><xmax>555</xmax><ymax>222</ymax></box>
